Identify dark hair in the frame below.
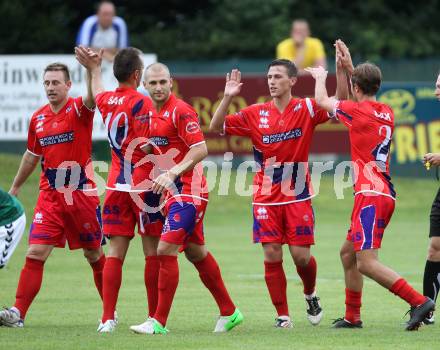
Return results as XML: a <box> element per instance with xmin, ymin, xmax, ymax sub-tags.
<box><xmin>351</xmin><ymin>62</ymin><xmax>382</xmax><ymax>96</ymax></box>
<box><xmin>267</xmin><ymin>59</ymin><xmax>298</xmax><ymax>78</ymax></box>
<box><xmin>44</xmin><ymin>63</ymin><xmax>70</xmax><ymax>81</ymax></box>
<box><xmin>113</xmin><ymin>47</ymin><xmax>144</xmax><ymax>83</ymax></box>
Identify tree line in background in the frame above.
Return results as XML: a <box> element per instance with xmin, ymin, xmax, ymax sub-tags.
<box><xmin>1</xmin><ymin>0</ymin><xmax>439</xmax><ymax>61</ymax></box>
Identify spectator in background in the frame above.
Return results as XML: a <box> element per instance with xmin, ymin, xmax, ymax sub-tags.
<box><xmin>76</xmin><ymin>1</ymin><xmax>128</xmax><ymax>62</ymax></box>
<box><xmin>276</xmin><ymin>19</ymin><xmax>326</xmax><ymax>73</ymax></box>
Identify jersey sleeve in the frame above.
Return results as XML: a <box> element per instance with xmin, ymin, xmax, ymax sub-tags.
<box><xmin>276</xmin><ymin>38</ymin><xmax>293</xmax><ymax>60</ymax></box>
<box><xmin>174</xmin><ymin>105</ymin><xmax>205</xmax><ymax>148</ymax></box>
<box><xmin>95</xmin><ymin>92</ymin><xmax>109</xmax><ymax>122</ymax></box>
<box><xmin>224</xmin><ymin>106</ymin><xmax>252</xmax><ymax>136</ymax></box>
<box><xmin>313</xmin><ymin>39</ymin><xmax>326</xmax><ymax>60</ymax></box>
<box><xmin>131</xmin><ymin>96</ymin><xmax>153</xmax><ymax>148</ymax></box>
<box><xmin>27</xmin><ymin>117</ymin><xmax>42</xmax><ymax>156</ymax></box>
<box><xmin>335</xmin><ymin>100</ymin><xmax>358</xmax><ymax>128</ymax></box>
<box><xmin>76</xmin><ymin>16</ymin><xmax>94</xmax><ymax>46</ymax></box>
<box><xmin>114</xmin><ymin>17</ymin><xmax>128</xmax><ymax>48</ymax></box>
<box><xmin>305</xmin><ymin>98</ymin><xmax>332</xmax><ymax>126</ymax></box>
<box><xmin>95</xmin><ymin>92</ymin><xmax>106</xmax><ymax>108</ymax></box>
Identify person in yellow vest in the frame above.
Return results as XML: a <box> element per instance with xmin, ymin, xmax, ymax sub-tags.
<box><xmin>276</xmin><ymin>19</ymin><xmax>326</xmax><ymax>72</ymax></box>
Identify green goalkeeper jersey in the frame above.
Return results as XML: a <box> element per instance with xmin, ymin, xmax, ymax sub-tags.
<box><xmin>0</xmin><ymin>188</ymin><xmax>24</xmax><ymax>227</ymax></box>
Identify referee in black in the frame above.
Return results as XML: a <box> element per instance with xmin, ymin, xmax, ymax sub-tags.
<box><xmin>422</xmin><ymin>74</ymin><xmax>440</xmax><ymax>324</ymax></box>
<box><xmin>422</xmin><ymin>152</ymin><xmax>440</xmax><ymax>324</ymax></box>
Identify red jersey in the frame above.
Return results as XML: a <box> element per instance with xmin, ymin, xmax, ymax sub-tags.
<box><xmin>335</xmin><ymin>100</ymin><xmax>396</xmax><ymax>199</ymax></box>
<box><xmin>96</xmin><ymin>87</ymin><xmax>154</xmax><ymax>192</ymax></box>
<box><xmin>224</xmin><ymin>98</ymin><xmax>330</xmax><ymax>205</ymax></box>
<box><xmin>27</xmin><ymin>97</ymin><xmax>96</xmax><ymax>191</ymax></box>
<box><xmin>148</xmin><ymin>94</ymin><xmax>208</xmax><ymax>203</ymax></box>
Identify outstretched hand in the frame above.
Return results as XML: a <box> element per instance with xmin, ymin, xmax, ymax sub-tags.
<box><xmin>224</xmin><ymin>69</ymin><xmax>243</xmax><ymax>97</ymax></box>
<box><xmin>304</xmin><ymin>66</ymin><xmax>328</xmax><ymax>81</ymax></box>
<box><xmin>75</xmin><ymin>46</ymin><xmax>103</xmax><ymax>70</ymax></box>
<box><xmin>335</xmin><ymin>39</ymin><xmax>354</xmax><ymax>74</ymax></box>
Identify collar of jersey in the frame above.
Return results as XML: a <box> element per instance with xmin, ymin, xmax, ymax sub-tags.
<box><xmin>115</xmin><ymin>86</ymin><xmax>136</xmax><ymax>93</ymax></box>
<box><xmin>270</xmin><ymin>97</ymin><xmax>296</xmax><ymax>115</ymax></box>
<box><xmin>47</xmin><ymin>97</ymin><xmax>73</xmax><ymax>115</ymax></box>
<box><xmin>159</xmin><ymin>93</ymin><xmax>177</xmax><ymax>114</ymax></box>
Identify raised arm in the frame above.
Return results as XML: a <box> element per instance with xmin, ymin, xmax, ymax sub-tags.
<box><xmin>75</xmin><ymin>46</ymin><xmax>105</xmax><ymax>100</ymax></box>
<box><xmin>335</xmin><ymin>41</ymin><xmax>348</xmax><ymax>100</ymax></box>
<box><xmin>335</xmin><ymin>40</ymin><xmax>354</xmax><ymax>100</ymax></box>
<box><xmin>9</xmin><ymin>151</ymin><xmax>41</xmax><ymax>196</ymax></box>
<box><xmin>305</xmin><ymin>66</ymin><xmax>337</xmax><ymax>113</ymax></box>
<box><xmin>209</xmin><ymin>69</ymin><xmax>243</xmax><ymax>133</ymax></box>
<box><xmin>83</xmin><ymin>69</ymin><xmax>94</xmax><ymax>109</ymax></box>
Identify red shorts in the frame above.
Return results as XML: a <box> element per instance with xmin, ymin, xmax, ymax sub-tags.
<box><xmin>102</xmin><ymin>190</ymin><xmax>164</xmax><ymax>238</ymax></box>
<box><xmin>29</xmin><ymin>190</ymin><xmax>103</xmax><ymax>250</ymax></box>
<box><xmin>346</xmin><ymin>194</ymin><xmax>395</xmax><ymax>251</ymax></box>
<box><xmin>252</xmin><ymin>200</ymin><xmax>315</xmax><ymax>245</ymax></box>
<box><xmin>160</xmin><ymin>198</ymin><xmax>207</xmax><ymax>248</ymax></box>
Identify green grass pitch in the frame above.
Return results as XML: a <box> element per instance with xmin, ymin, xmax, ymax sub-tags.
<box><xmin>0</xmin><ymin>152</ymin><xmax>438</xmax><ymax>350</ymax></box>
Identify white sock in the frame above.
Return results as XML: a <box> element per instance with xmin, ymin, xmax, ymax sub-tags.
<box><xmin>304</xmin><ymin>291</ymin><xmax>316</xmax><ymax>300</ymax></box>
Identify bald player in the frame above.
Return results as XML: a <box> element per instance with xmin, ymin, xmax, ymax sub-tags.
<box><xmin>129</xmin><ymin>63</ymin><xmax>243</xmax><ymax>334</ymax></box>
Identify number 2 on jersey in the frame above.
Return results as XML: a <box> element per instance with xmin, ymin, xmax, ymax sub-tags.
<box><xmin>372</xmin><ymin>125</ymin><xmax>392</xmax><ymax>170</ymax></box>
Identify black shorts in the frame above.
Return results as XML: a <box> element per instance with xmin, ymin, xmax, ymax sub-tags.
<box><xmin>430</xmin><ymin>187</ymin><xmax>440</xmax><ymax>237</ymax></box>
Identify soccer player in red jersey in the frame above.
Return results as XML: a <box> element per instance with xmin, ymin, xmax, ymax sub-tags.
<box><xmin>306</xmin><ymin>40</ymin><xmax>435</xmax><ymax>330</ymax></box>
<box><xmin>75</xmin><ymin>47</ymin><xmax>164</xmax><ymax>333</ymax></box>
<box><xmin>210</xmin><ymin>60</ymin><xmax>332</xmax><ymax>328</ymax></box>
<box><xmin>0</xmin><ymin>63</ymin><xmax>105</xmax><ymax>328</ymax></box>
<box><xmin>129</xmin><ymin>63</ymin><xmax>243</xmax><ymax>334</ymax></box>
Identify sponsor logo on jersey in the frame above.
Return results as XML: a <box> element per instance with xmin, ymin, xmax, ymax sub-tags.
<box><xmin>149</xmin><ymin>136</ymin><xmax>169</xmax><ymax>146</ymax></box>
<box><xmin>373</xmin><ymin>110</ymin><xmax>391</xmax><ymax>121</ymax></box>
<box><xmin>256</xmin><ymin>207</ymin><xmax>268</xmax><ymax>220</ymax></box>
<box><xmin>259</xmin><ymin>117</ymin><xmax>269</xmax><ymax>129</ymax></box>
<box><xmin>262</xmin><ymin>128</ymin><xmax>302</xmax><ymax>144</ymax></box>
<box><xmin>39</xmin><ymin>131</ymin><xmax>74</xmax><ymax>147</ymax></box>
<box><xmin>186</xmin><ymin>121</ymin><xmax>200</xmax><ymax>134</ymax></box>
<box><xmin>108</xmin><ymin>96</ymin><xmax>126</xmax><ymax>105</ymax></box>
<box><xmin>34</xmin><ymin>212</ymin><xmax>43</xmax><ymax>224</ymax></box>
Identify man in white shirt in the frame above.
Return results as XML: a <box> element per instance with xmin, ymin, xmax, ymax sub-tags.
<box><xmin>76</xmin><ymin>1</ymin><xmax>128</xmax><ymax>61</ymax></box>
